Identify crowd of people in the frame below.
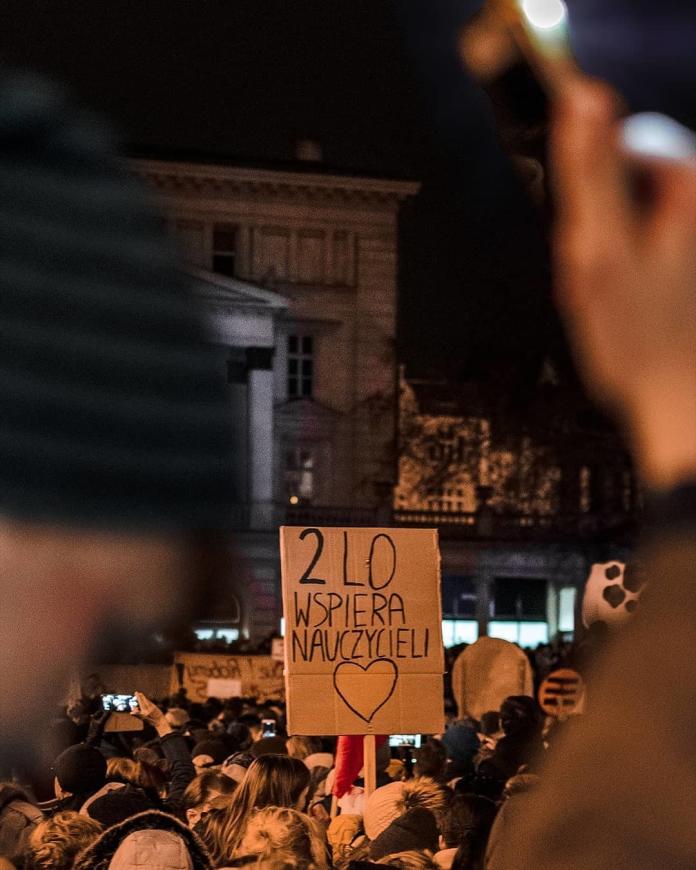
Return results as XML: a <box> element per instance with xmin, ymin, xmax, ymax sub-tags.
<box><xmin>0</xmin><ymin>2</ymin><xmax>694</xmax><ymax>863</ymax></box>
<box><xmin>0</xmin><ymin>683</ymin><xmax>584</xmax><ymax>869</ymax></box>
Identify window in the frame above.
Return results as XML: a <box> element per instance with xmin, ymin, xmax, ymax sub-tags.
<box><xmin>284</xmin><ymin>447</ymin><xmax>314</xmax><ymax>504</ymax></box>
<box><xmin>558</xmin><ymin>586</ymin><xmax>577</xmax><ymax>633</ymax></box>
<box><xmin>194</xmin><ymin>627</ymin><xmax>239</xmax><ymax>642</ymax></box>
<box><xmin>493</xmin><ymin>577</ymin><xmax>547</xmax><ymax>619</ymax></box>
<box><xmin>488</xmin><ymin>621</ymin><xmax>549</xmax><ymax>647</ymax></box>
<box><xmin>287</xmin><ymin>335</ymin><xmax>313</xmax><ymax>398</ymax></box>
<box><xmin>442</xmin><ymin>576</ymin><xmax>476</xmax><ymax>618</ymax></box>
<box><xmin>212</xmin><ymin>224</ymin><xmax>238</xmax><ymax>277</ymax></box>
<box><xmin>442</xmin><ymin>619</ymin><xmax>479</xmax><ymax>647</ymax></box>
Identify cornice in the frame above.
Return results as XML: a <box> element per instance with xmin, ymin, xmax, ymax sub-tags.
<box><xmin>133</xmin><ymin>158</ymin><xmax>420</xmax><ymax>207</ymax></box>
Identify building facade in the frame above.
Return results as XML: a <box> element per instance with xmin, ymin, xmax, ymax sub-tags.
<box><xmin>136</xmin><ymin>157</ymin><xmax>418</xmax><ymax>640</ymax></box>
<box><xmin>394</xmin><ymin>371</ymin><xmax>637</xmax><ymax>646</ymax></box>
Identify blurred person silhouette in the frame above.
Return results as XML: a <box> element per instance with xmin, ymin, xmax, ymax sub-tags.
<box><xmin>0</xmin><ymin>71</ymin><xmax>235</xmax><ymax>770</ymax></box>
<box><xmin>490</xmin><ymin>70</ymin><xmax>696</xmax><ymax>869</ymax></box>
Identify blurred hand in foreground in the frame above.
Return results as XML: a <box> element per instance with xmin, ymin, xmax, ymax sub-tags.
<box><xmin>552</xmin><ymin>80</ymin><xmax>696</xmax><ymax>489</ymax></box>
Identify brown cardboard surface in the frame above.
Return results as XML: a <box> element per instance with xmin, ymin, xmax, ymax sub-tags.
<box><xmin>451</xmin><ymin>636</ymin><xmax>533</xmax><ymax>720</ymax></box>
<box><xmin>280</xmin><ymin>526</ymin><xmax>444</xmax><ymax>735</ymax></box>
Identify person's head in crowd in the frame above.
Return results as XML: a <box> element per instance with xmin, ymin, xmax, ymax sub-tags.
<box><xmin>54</xmin><ymin>744</ymin><xmax>107</xmax><ymax>803</ymax></box>
<box><xmin>191</xmin><ymin>738</ymin><xmax>229</xmax><ymax>771</ymax></box>
<box><xmin>213</xmin><ymin>754</ymin><xmax>311</xmax><ymax>863</ymax></box>
<box><xmin>305</xmin><ymin>764</ymin><xmax>333</xmax><ymax>816</ymax></box>
<box><xmin>438</xmin><ymin>793</ymin><xmax>497</xmax><ymax>870</ymax></box>
<box><xmin>26</xmin><ymin>811</ymin><xmax>102</xmax><ymax>870</ymax></box>
<box><xmin>250</xmin><ymin>735</ymin><xmax>290</xmax><ymax>758</ymax></box>
<box><xmin>479</xmin><ymin>712</ymin><xmax>500</xmax><ymax>738</ymax></box>
<box><xmin>201</xmin><ymin>698</ymin><xmax>223</xmax><ymax>728</ymax></box>
<box><xmin>441</xmin><ymin>722</ymin><xmax>480</xmax><ymax>776</ymax></box>
<box><xmin>85</xmin><ymin>785</ymin><xmax>155</xmax><ymax>828</ymax></box>
<box><xmin>286</xmin><ymin>735</ymin><xmax>322</xmax><ymax>761</ymax></box>
<box><xmin>363</xmin><ymin>778</ymin><xmax>448</xmax><ymax>843</ymax></box>
<box><xmin>182</xmin><ymin>770</ymin><xmax>237</xmax><ymax>828</ymax></box>
<box><xmin>499</xmin><ymin>696</ymin><xmax>543</xmax><ymax>738</ymax></box>
<box><xmin>165</xmin><ymin>707</ymin><xmax>190</xmax><ymax>731</ymax></box>
<box><xmin>414</xmin><ymin>739</ymin><xmax>448</xmax><ymax>781</ymax></box>
<box><xmin>238</xmin><ymin>714</ymin><xmax>263</xmax><ymax>743</ymax></box>
<box><xmin>106</xmin><ymin>756</ymin><xmax>167</xmax><ymax>797</ymax></box>
<box><xmin>221</xmin><ymin>752</ymin><xmax>255</xmax><ymax>785</ymax></box>
<box><xmin>0</xmin><ymin>73</ymin><xmax>236</xmax><ymax>768</ymax></box>
<box><xmin>73</xmin><ymin>809</ymin><xmax>212</xmax><ymax>870</ymax></box>
<box><xmin>369</xmin><ymin>807</ymin><xmax>439</xmax><ymax>861</ymax></box>
<box><xmin>237</xmin><ymin>805</ymin><xmax>328</xmax><ymax>869</ymax></box>
<box><xmin>225</xmin><ymin>721</ymin><xmax>252</xmax><ymax>752</ymax></box>
<box><xmin>106</xmin><ymin>757</ymin><xmax>141</xmax><ymax>786</ymax></box>
<box><xmin>132</xmin><ymin>745</ymin><xmax>165</xmax><ymax>768</ymax></box>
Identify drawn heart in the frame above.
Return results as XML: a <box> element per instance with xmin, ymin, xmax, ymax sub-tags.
<box><xmin>333</xmin><ymin>658</ymin><xmax>398</xmax><ymax>723</ymax></box>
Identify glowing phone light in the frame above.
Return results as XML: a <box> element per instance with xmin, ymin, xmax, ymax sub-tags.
<box><xmin>521</xmin><ymin>0</ymin><xmax>567</xmax><ymax>31</ymax></box>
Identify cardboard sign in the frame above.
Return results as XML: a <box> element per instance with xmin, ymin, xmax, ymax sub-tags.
<box><xmin>172</xmin><ymin>653</ymin><xmax>284</xmax><ymax>702</ymax></box>
<box><xmin>582</xmin><ymin>561</ymin><xmax>646</xmax><ymax>631</ymax></box>
<box><xmin>280</xmin><ymin>526</ymin><xmax>444</xmax><ymax>736</ymax></box>
<box><xmin>538</xmin><ymin>668</ymin><xmax>585</xmax><ymax>717</ymax></box>
<box><xmin>451</xmin><ymin>636</ymin><xmax>533</xmax><ymax>720</ymax></box>
<box><xmin>207</xmin><ymin>678</ymin><xmax>243</xmax><ymax>699</ymax></box>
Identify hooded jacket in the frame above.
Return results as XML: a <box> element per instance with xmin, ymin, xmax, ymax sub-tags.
<box><xmin>73</xmin><ymin>810</ymin><xmax>212</xmax><ymax>870</ymax></box>
<box><xmin>0</xmin><ymin>784</ymin><xmax>43</xmax><ymax>862</ymax></box>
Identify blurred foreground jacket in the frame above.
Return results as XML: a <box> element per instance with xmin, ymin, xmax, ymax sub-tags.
<box><xmin>0</xmin><ymin>71</ymin><xmax>235</xmax><ymax>532</ymax></box>
<box><xmin>491</xmin><ymin>521</ymin><xmax>696</xmax><ymax>869</ymax></box>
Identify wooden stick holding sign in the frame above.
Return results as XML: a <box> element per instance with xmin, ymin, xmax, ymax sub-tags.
<box><xmin>363</xmin><ymin>734</ymin><xmax>377</xmax><ymax>797</ymax></box>
<box><xmin>280</xmin><ymin>526</ymin><xmax>445</xmax><ymax>738</ymax></box>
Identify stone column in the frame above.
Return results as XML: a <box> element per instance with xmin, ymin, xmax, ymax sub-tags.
<box><xmin>246</xmin><ymin>347</ymin><xmax>275</xmax><ymax>529</ymax></box>
<box><xmin>476</xmin><ymin>574</ymin><xmax>491</xmax><ymax>639</ymax></box>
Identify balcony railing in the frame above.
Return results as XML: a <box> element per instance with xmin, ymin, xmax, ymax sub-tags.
<box><xmin>230</xmin><ymin>502</ymin><xmax>636</xmax><ymax>542</ymax></box>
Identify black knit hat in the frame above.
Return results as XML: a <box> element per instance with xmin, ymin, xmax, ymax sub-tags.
<box><xmin>54</xmin><ymin>743</ymin><xmax>107</xmax><ymax>796</ymax></box>
<box><xmin>368</xmin><ymin>807</ymin><xmax>439</xmax><ymax>861</ymax></box>
<box><xmin>191</xmin><ymin>739</ymin><xmax>228</xmax><ymax>766</ymax></box>
<box><xmin>0</xmin><ymin>71</ymin><xmax>234</xmax><ymax>531</ymax></box>
<box><xmin>86</xmin><ymin>785</ymin><xmax>155</xmax><ymax>828</ymax></box>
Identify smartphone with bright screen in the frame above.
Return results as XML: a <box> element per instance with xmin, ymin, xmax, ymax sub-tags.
<box><xmin>261</xmin><ymin>718</ymin><xmax>276</xmax><ymax>737</ymax></box>
<box><xmin>388</xmin><ymin>734</ymin><xmax>422</xmax><ymax>748</ymax></box>
<box><xmin>496</xmin><ymin>0</ymin><xmax>696</xmax><ymax>160</ymax></box>
<box><xmin>101</xmin><ymin>693</ymin><xmax>138</xmax><ymax>713</ymax></box>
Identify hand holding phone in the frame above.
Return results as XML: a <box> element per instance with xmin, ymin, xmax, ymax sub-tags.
<box><xmin>100</xmin><ymin>693</ymin><xmax>138</xmax><ymax>713</ymax></box>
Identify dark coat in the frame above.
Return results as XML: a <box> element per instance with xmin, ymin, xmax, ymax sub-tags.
<box><xmin>0</xmin><ymin>784</ymin><xmax>43</xmax><ymax>862</ymax></box>
<box><xmin>488</xmin><ymin>529</ymin><xmax>696</xmax><ymax>867</ymax></box>
<box><xmin>73</xmin><ymin>810</ymin><xmax>213</xmax><ymax>870</ymax></box>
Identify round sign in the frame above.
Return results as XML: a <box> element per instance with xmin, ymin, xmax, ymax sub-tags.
<box><xmin>538</xmin><ymin>668</ymin><xmax>584</xmax><ymax>718</ymax></box>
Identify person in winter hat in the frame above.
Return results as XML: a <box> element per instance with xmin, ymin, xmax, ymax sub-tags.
<box><xmin>53</xmin><ymin>744</ymin><xmax>108</xmax><ymax>812</ymax></box>
<box><xmin>369</xmin><ymin>807</ymin><xmax>439</xmax><ymax>861</ymax></box>
<box><xmin>191</xmin><ymin>740</ymin><xmax>228</xmax><ymax>771</ymax></box>
<box><xmin>73</xmin><ymin>809</ymin><xmax>212</xmax><ymax>870</ymax></box>
<box><xmin>363</xmin><ymin>778</ymin><xmax>448</xmax><ymax>842</ymax></box>
<box><xmin>84</xmin><ymin>785</ymin><xmax>155</xmax><ymax>829</ymax></box>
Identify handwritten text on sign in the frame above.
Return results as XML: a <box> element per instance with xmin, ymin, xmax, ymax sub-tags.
<box><xmin>280</xmin><ymin>526</ymin><xmax>444</xmax><ymax>736</ymax></box>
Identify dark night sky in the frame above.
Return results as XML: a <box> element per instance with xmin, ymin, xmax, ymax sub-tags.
<box><xmin>0</xmin><ymin>1</ymin><xmax>588</xmax><ymax>386</ymax></box>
